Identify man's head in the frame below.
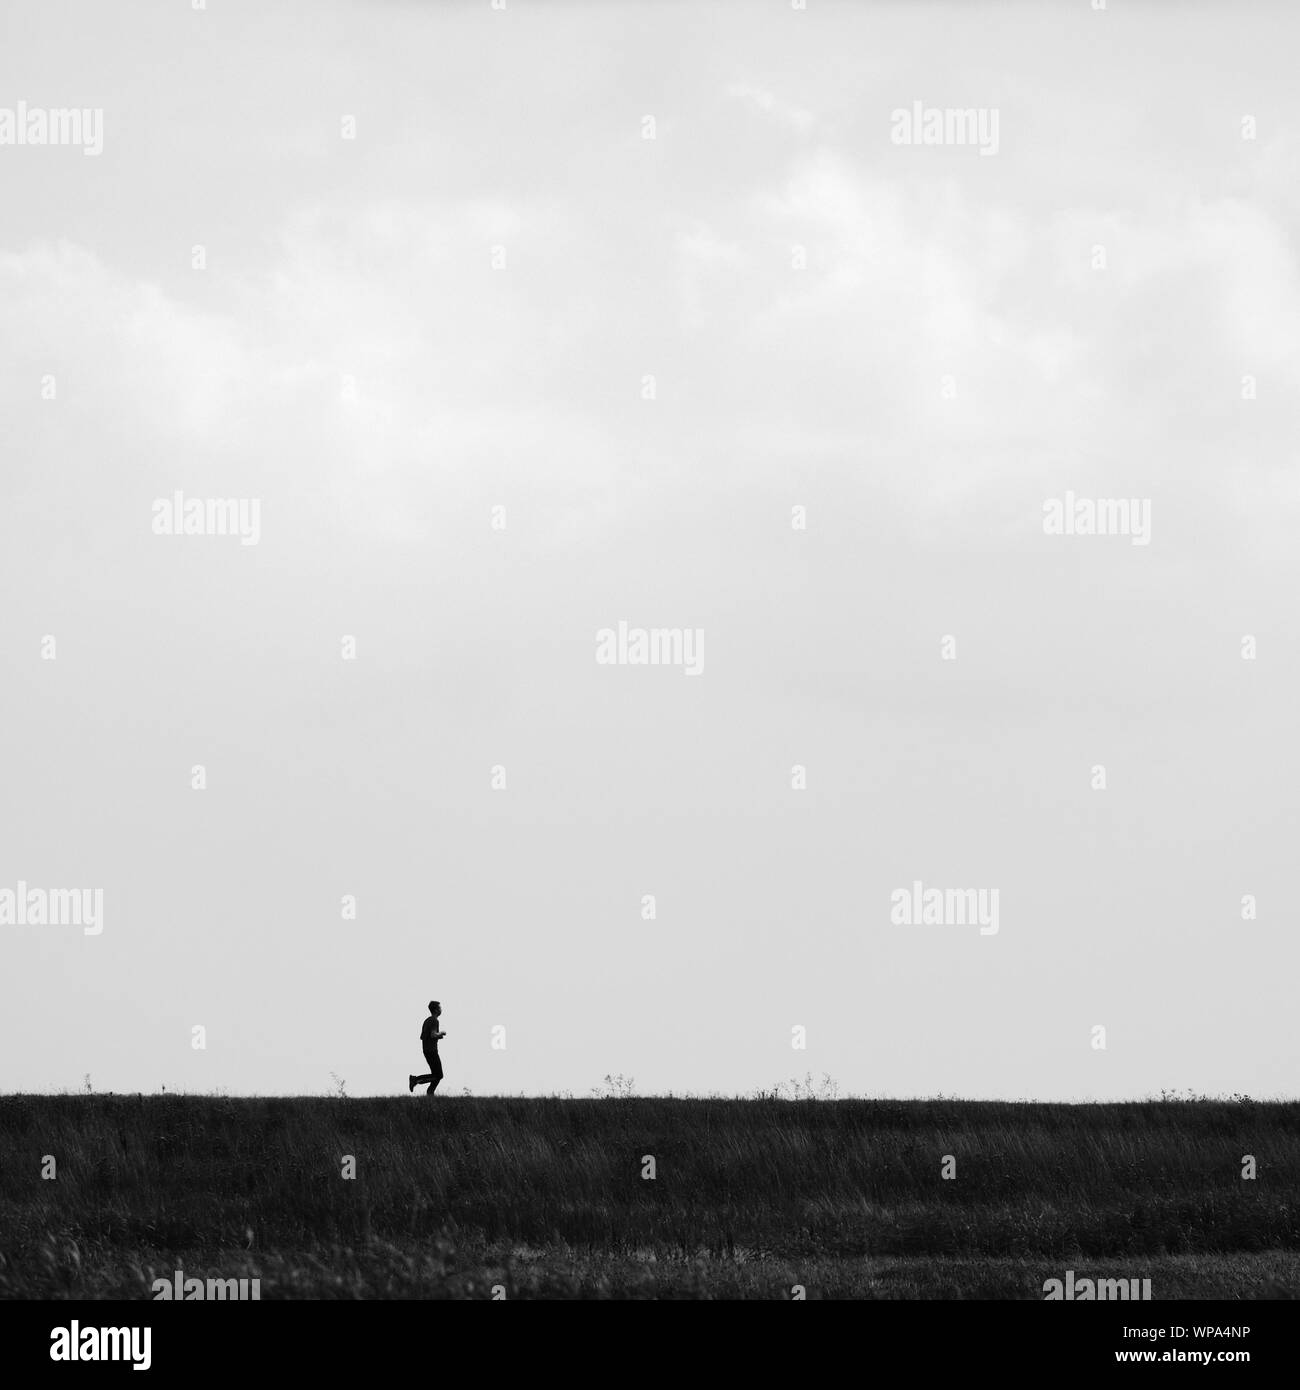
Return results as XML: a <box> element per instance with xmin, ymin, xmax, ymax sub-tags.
<box><xmin>429</xmin><ymin>1000</ymin><xmax>441</xmax><ymax>1016</ymax></box>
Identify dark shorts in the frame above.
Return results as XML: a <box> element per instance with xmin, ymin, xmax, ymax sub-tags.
<box><xmin>423</xmin><ymin>1047</ymin><xmax>443</xmax><ymax>1079</ymax></box>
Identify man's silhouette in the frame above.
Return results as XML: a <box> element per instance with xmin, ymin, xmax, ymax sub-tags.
<box><xmin>409</xmin><ymin>1000</ymin><xmax>446</xmax><ymax>1095</ymax></box>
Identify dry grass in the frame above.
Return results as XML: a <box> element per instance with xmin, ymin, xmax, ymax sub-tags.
<box><xmin>1</xmin><ymin>1093</ymin><xmax>1297</xmax><ymax>1298</ymax></box>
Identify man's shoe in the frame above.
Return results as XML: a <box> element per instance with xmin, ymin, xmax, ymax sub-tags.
<box><xmin>408</xmin><ymin>1075</ymin><xmax>417</xmax><ymax>1093</ymax></box>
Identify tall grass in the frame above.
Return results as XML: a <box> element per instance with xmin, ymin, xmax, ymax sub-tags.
<box><xmin>1</xmin><ymin>1094</ymin><xmax>1297</xmax><ymax>1298</ymax></box>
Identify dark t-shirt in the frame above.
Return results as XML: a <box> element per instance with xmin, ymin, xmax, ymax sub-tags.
<box><xmin>420</xmin><ymin>1016</ymin><xmax>440</xmax><ymax>1051</ymax></box>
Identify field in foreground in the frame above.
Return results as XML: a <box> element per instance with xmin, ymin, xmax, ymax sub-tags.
<box><xmin>1</xmin><ymin>1094</ymin><xmax>1298</xmax><ymax>1299</ymax></box>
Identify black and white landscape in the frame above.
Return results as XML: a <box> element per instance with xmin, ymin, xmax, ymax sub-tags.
<box><xmin>1</xmin><ymin>0</ymin><xmax>1298</xmax><ymax>1336</ymax></box>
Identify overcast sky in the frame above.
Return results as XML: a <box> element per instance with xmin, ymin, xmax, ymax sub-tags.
<box><xmin>2</xmin><ymin>0</ymin><xmax>1298</xmax><ymax>1099</ymax></box>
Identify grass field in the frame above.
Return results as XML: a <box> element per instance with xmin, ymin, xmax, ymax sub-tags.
<box><xmin>1</xmin><ymin>1093</ymin><xmax>1298</xmax><ymax>1299</ymax></box>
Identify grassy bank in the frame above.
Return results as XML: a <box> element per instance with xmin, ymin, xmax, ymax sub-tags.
<box><xmin>1</xmin><ymin>1094</ymin><xmax>1297</xmax><ymax>1298</ymax></box>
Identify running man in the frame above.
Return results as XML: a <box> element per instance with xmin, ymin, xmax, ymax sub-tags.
<box><xmin>409</xmin><ymin>1000</ymin><xmax>446</xmax><ymax>1095</ymax></box>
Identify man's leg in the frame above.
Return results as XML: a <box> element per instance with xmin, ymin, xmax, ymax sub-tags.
<box><xmin>425</xmin><ymin>1050</ymin><xmax>443</xmax><ymax>1095</ymax></box>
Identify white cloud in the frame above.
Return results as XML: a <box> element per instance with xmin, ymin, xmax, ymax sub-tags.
<box><xmin>724</xmin><ymin>82</ymin><xmax>816</xmax><ymax>133</ymax></box>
